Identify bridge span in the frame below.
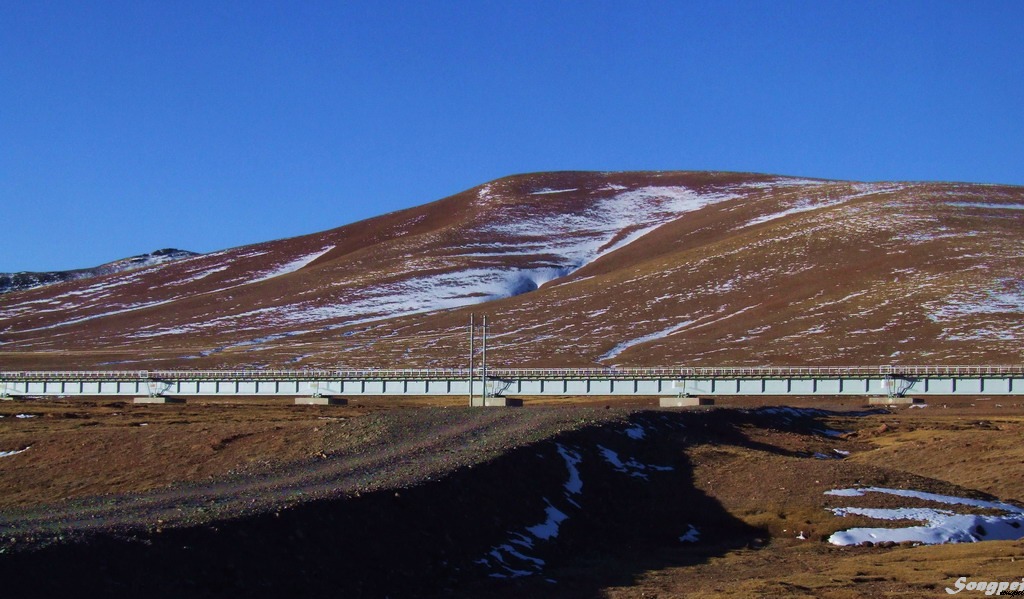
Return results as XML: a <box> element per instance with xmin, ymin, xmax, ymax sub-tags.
<box><xmin>2</xmin><ymin>365</ymin><xmax>1022</xmax><ymax>399</ymax></box>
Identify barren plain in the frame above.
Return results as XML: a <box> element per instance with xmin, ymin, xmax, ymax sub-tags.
<box><xmin>2</xmin><ymin>396</ymin><xmax>1022</xmax><ymax>598</ymax></box>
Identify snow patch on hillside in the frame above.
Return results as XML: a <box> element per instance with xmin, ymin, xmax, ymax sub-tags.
<box><xmin>15</xmin><ymin>298</ymin><xmax>179</xmax><ymax>333</ymax></box>
<box><xmin>250</xmin><ymin>246</ymin><xmax>334</xmax><ymax>283</ymax></box>
<box><xmin>599</xmin><ymin>320</ymin><xmax>694</xmax><ymax>361</ymax></box>
<box><xmin>132</xmin><ymin>264</ymin><xmax>574</xmax><ymax>339</ymax></box>
<box><xmin>597</xmin><ymin>445</ymin><xmax>674</xmax><ymax>480</ymax></box>
<box><xmin>270</xmin><ymin>266</ymin><xmax>571</xmax><ymax>327</ymax></box>
<box><xmin>926</xmin><ymin>280</ymin><xmax>1024</xmax><ymax>340</ymax></box>
<box><xmin>737</xmin><ymin>178</ymin><xmax>831</xmax><ymax>190</ymax></box>
<box><xmin>477</xmin><ymin>444</ymin><xmax>584</xmax><ymax>579</ymax></box>
<box><xmin>483</xmin><ymin>185</ymin><xmax>738</xmax><ymax>280</ymax></box>
<box><xmin>742</xmin><ymin>183</ymin><xmax>903</xmax><ymax>228</ymax></box>
<box><xmin>827</xmin><ymin>487</ymin><xmax>1024</xmax><ymax>545</ymax></box>
<box><xmin>948</xmin><ymin>202</ymin><xmax>1024</xmax><ymax>211</ymax></box>
<box><xmin>745</xmin><ymin>196</ymin><xmax>847</xmax><ymax>227</ymax></box>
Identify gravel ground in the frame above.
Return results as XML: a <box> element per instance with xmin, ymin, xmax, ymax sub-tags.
<box><xmin>0</xmin><ymin>406</ymin><xmax>631</xmax><ymax>547</ymax></box>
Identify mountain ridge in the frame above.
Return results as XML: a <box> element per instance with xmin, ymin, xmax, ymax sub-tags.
<box><xmin>1</xmin><ymin>171</ymin><xmax>1021</xmax><ymax>370</ymax></box>
<box><xmin>0</xmin><ymin>248</ymin><xmax>198</xmax><ymax>296</ymax></box>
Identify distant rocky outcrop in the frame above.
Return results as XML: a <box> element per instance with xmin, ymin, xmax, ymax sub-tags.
<box><xmin>0</xmin><ymin>248</ymin><xmax>198</xmax><ymax>295</ymax></box>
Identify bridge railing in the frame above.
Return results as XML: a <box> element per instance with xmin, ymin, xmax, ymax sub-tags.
<box><xmin>2</xmin><ymin>364</ymin><xmax>1023</xmax><ymax>382</ymax></box>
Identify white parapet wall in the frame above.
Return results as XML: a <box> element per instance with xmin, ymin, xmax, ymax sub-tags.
<box><xmin>1</xmin><ymin>366</ymin><xmax>1021</xmax><ymax>398</ymax></box>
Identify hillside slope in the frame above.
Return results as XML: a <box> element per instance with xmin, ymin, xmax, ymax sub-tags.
<box><xmin>0</xmin><ymin>249</ymin><xmax>197</xmax><ymax>295</ymax></box>
<box><xmin>0</xmin><ymin>171</ymin><xmax>1021</xmax><ymax>369</ymax></box>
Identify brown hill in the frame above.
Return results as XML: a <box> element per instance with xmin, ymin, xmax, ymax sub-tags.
<box><xmin>0</xmin><ymin>248</ymin><xmax>197</xmax><ymax>295</ymax></box>
<box><xmin>0</xmin><ymin>171</ymin><xmax>1021</xmax><ymax>370</ymax></box>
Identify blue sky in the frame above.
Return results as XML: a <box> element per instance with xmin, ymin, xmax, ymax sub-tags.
<box><xmin>2</xmin><ymin>1</ymin><xmax>1022</xmax><ymax>272</ymax></box>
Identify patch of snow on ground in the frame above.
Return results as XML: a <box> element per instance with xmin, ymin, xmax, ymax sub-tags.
<box><xmin>178</xmin><ymin>264</ymin><xmax>231</xmax><ymax>284</ymax></box>
<box><xmin>746</xmin><ymin>198</ymin><xmax>842</xmax><ymax>227</ymax></box>
<box><xmin>679</xmin><ymin>524</ymin><xmax>700</xmax><ymax>543</ymax></box>
<box><xmin>14</xmin><ymin>298</ymin><xmax>179</xmax><ymax>333</ymax></box>
<box><xmin>476</xmin><ymin>183</ymin><xmax>494</xmax><ymax>200</ymax></box>
<box><xmin>250</xmin><ymin>246</ymin><xmax>334</xmax><ymax>284</ymax></box>
<box><xmin>530</xmin><ymin>188</ymin><xmax>578</xmax><ymax>195</ymax></box>
<box><xmin>599</xmin><ymin>320</ymin><xmax>695</xmax><ymax>361</ymax></box>
<box><xmin>597</xmin><ymin>445</ymin><xmax>673</xmax><ymax>480</ymax></box>
<box><xmin>623</xmin><ymin>424</ymin><xmax>647</xmax><ymax>440</ymax></box>
<box><xmin>15</xmin><ymin>414</ymin><xmax>37</xmax><ymax>419</ymax></box>
<box><xmin>526</xmin><ymin>500</ymin><xmax>570</xmax><ymax>540</ymax></box>
<box><xmin>477</xmin><ymin>445</ymin><xmax>584</xmax><ymax>579</ymax></box>
<box><xmin>556</xmin><ymin>444</ymin><xmax>583</xmax><ymax>497</ymax></box>
<box><xmin>737</xmin><ymin>178</ymin><xmax>831</xmax><ymax>190</ymax></box>
<box><xmin>742</xmin><ymin>183</ymin><xmax>903</xmax><ymax>228</ymax></box>
<box><xmin>948</xmin><ymin>202</ymin><xmax>1024</xmax><ymax>211</ymax></box>
<box><xmin>274</xmin><ymin>266</ymin><xmax>569</xmax><ymax>328</ymax></box>
<box><xmin>826</xmin><ymin>487</ymin><xmax>1024</xmax><ymax>545</ymax></box>
<box><xmin>479</xmin><ymin>497</ymin><xmax>569</xmax><ymax>579</ymax></box>
<box><xmin>0</xmin><ymin>447</ymin><xmax>29</xmax><ymax>458</ymax></box>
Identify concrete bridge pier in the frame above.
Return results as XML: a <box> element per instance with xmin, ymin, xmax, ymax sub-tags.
<box><xmin>295</xmin><ymin>396</ymin><xmax>348</xmax><ymax>405</ymax></box>
<box><xmin>868</xmin><ymin>396</ymin><xmax>925</xmax><ymax>405</ymax></box>
<box><xmin>470</xmin><ymin>396</ymin><xmax>522</xmax><ymax>407</ymax></box>
<box><xmin>660</xmin><ymin>396</ymin><xmax>715</xmax><ymax>407</ymax></box>
<box><xmin>132</xmin><ymin>377</ymin><xmax>185</xmax><ymax>404</ymax></box>
<box><xmin>132</xmin><ymin>396</ymin><xmax>185</xmax><ymax>404</ymax></box>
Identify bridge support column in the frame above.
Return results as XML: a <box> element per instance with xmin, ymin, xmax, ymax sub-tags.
<box><xmin>295</xmin><ymin>396</ymin><xmax>348</xmax><ymax>405</ymax></box>
<box><xmin>660</xmin><ymin>397</ymin><xmax>714</xmax><ymax>407</ymax></box>
<box><xmin>868</xmin><ymin>396</ymin><xmax>924</xmax><ymax>405</ymax></box>
<box><xmin>471</xmin><ymin>396</ymin><xmax>522</xmax><ymax>407</ymax></box>
<box><xmin>133</xmin><ymin>397</ymin><xmax>185</xmax><ymax>404</ymax></box>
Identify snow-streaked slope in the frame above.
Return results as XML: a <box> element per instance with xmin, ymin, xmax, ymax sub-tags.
<box><xmin>1</xmin><ymin>171</ymin><xmax>1022</xmax><ymax>370</ymax></box>
<box><xmin>0</xmin><ymin>249</ymin><xmax>197</xmax><ymax>295</ymax></box>
<box><xmin>2</xmin><ymin>175</ymin><xmax>758</xmax><ymax>339</ymax></box>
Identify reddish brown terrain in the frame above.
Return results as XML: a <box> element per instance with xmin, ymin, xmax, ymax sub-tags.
<box><xmin>1</xmin><ymin>398</ymin><xmax>1023</xmax><ymax>598</ymax></box>
<box><xmin>1</xmin><ymin>171</ymin><xmax>1022</xmax><ymax>371</ymax></box>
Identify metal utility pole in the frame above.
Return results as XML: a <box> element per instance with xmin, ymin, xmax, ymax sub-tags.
<box><xmin>480</xmin><ymin>315</ymin><xmax>488</xmax><ymax>402</ymax></box>
<box><xmin>468</xmin><ymin>313</ymin><xmax>475</xmax><ymax>406</ymax></box>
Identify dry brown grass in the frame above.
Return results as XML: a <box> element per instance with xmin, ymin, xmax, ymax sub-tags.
<box><xmin>3</xmin><ymin>396</ymin><xmax>1024</xmax><ymax>597</ymax></box>
<box><xmin>601</xmin><ymin>401</ymin><xmax>1024</xmax><ymax>598</ymax></box>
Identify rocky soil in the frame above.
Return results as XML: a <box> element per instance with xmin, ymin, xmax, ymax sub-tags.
<box><xmin>1</xmin><ymin>396</ymin><xmax>1023</xmax><ymax>597</ymax></box>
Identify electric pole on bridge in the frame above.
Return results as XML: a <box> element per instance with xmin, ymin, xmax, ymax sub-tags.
<box><xmin>467</xmin><ymin>314</ymin><xmax>490</xmax><ymax>406</ymax></box>
<box><xmin>468</xmin><ymin>313</ymin><xmax>475</xmax><ymax>406</ymax></box>
<box><xmin>481</xmin><ymin>315</ymin><xmax>488</xmax><ymax>403</ymax></box>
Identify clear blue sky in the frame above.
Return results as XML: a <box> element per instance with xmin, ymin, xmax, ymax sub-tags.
<box><xmin>2</xmin><ymin>1</ymin><xmax>1022</xmax><ymax>272</ymax></box>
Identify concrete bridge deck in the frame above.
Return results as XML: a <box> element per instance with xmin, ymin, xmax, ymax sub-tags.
<box><xmin>1</xmin><ymin>365</ymin><xmax>1022</xmax><ymax>398</ymax></box>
